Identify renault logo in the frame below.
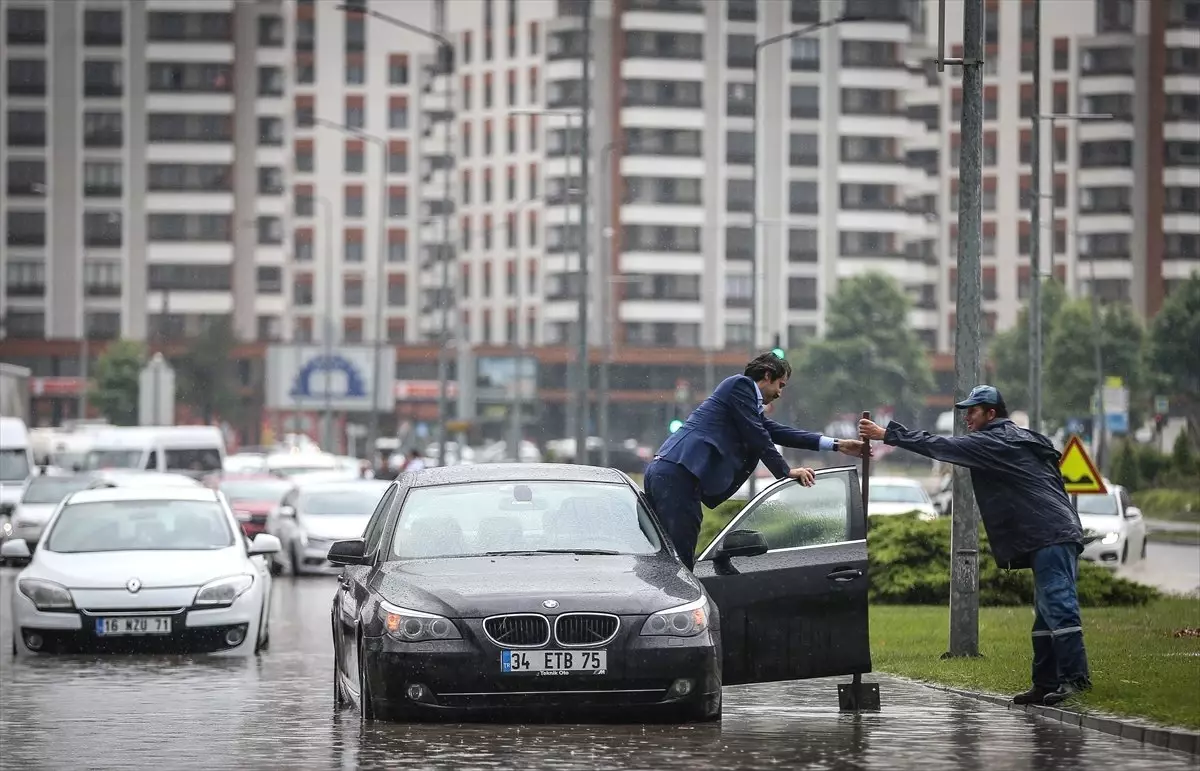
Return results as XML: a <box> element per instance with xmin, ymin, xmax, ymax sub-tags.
<box><xmin>542</xmin><ymin>599</ymin><xmax>559</xmax><ymax>609</ymax></box>
<box><xmin>126</xmin><ymin>578</ymin><xmax>141</xmax><ymax>594</ymax></box>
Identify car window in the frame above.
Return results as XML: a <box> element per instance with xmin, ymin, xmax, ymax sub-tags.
<box><xmin>298</xmin><ymin>485</ymin><xmax>390</xmax><ymax>517</ymax></box>
<box><xmin>1076</xmin><ymin>493</ymin><xmax>1119</xmax><ymax>516</ymax></box>
<box><xmin>390</xmin><ymin>481</ymin><xmax>661</xmax><ymax>559</ymax></box>
<box><xmin>362</xmin><ymin>484</ymin><xmax>398</xmax><ymax>553</ymax></box>
<box><xmin>20</xmin><ymin>476</ymin><xmax>93</xmax><ymax>505</ymax></box>
<box><xmin>44</xmin><ymin>499</ymin><xmax>235</xmax><ymax>553</ymax></box>
<box><xmin>720</xmin><ymin>474</ymin><xmax>851</xmax><ymax>553</ymax></box>
<box><xmin>0</xmin><ymin>448</ymin><xmax>31</xmax><ymax>482</ymax></box>
<box><xmin>164</xmin><ymin>448</ymin><xmax>223</xmax><ymax>473</ymax></box>
<box><xmin>84</xmin><ymin>449</ymin><xmax>142</xmax><ymax>470</ymax></box>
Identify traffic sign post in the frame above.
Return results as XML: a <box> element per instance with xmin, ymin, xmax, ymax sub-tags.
<box><xmin>1060</xmin><ymin>434</ymin><xmax>1106</xmax><ymax>518</ymax></box>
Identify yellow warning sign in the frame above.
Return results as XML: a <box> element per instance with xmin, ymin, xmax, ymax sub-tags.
<box><xmin>1059</xmin><ymin>435</ymin><xmax>1107</xmax><ymax>495</ymax></box>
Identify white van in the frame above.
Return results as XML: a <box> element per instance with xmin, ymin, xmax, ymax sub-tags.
<box><xmin>82</xmin><ymin>426</ymin><xmax>227</xmax><ymax>478</ymax></box>
<box><xmin>0</xmin><ymin>417</ymin><xmax>35</xmax><ymax>517</ymax></box>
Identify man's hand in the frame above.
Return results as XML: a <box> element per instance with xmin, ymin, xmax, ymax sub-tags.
<box><xmin>837</xmin><ymin>438</ymin><xmax>870</xmax><ymax>458</ymax></box>
<box><xmin>859</xmin><ymin>418</ymin><xmax>886</xmax><ymax>442</ymax></box>
<box><xmin>788</xmin><ymin>467</ymin><xmax>816</xmax><ymax>487</ymax></box>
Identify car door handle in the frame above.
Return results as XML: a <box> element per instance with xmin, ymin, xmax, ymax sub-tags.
<box><xmin>827</xmin><ymin>568</ymin><xmax>863</xmax><ymax>582</ymax></box>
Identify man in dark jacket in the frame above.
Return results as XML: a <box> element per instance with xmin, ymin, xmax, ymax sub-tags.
<box><xmin>645</xmin><ymin>351</ymin><xmax>865</xmax><ymax>570</ymax></box>
<box><xmin>859</xmin><ymin>385</ymin><xmax>1091</xmax><ymax>707</ymax></box>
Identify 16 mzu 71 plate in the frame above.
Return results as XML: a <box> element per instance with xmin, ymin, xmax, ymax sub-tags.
<box><xmin>502</xmin><ymin>649</ymin><xmax>607</xmax><ymax>675</ymax></box>
<box><xmin>95</xmin><ymin>616</ymin><xmax>173</xmax><ymax>636</ymax></box>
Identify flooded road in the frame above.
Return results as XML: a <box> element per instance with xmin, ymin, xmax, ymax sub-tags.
<box><xmin>1</xmin><ymin>569</ymin><xmax>1195</xmax><ymax>771</ymax></box>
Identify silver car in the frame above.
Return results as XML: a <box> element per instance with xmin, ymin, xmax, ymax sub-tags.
<box><xmin>266</xmin><ymin>479</ymin><xmax>391</xmax><ymax>575</ymax></box>
<box><xmin>7</xmin><ymin>470</ymin><xmax>94</xmax><ymax>553</ymax></box>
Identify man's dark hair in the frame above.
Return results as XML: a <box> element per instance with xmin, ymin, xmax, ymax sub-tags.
<box><xmin>989</xmin><ymin>400</ymin><xmax>1009</xmax><ymax>419</ymax></box>
<box><xmin>744</xmin><ymin>351</ymin><xmax>792</xmax><ymax>382</ymax></box>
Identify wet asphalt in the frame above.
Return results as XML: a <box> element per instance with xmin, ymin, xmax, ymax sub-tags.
<box><xmin>0</xmin><ymin>570</ymin><xmax>1196</xmax><ymax>771</ymax></box>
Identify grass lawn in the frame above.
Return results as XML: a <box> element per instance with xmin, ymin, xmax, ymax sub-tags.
<box><xmin>871</xmin><ymin>599</ymin><xmax>1200</xmax><ymax>730</ymax></box>
<box><xmin>1151</xmin><ymin>530</ymin><xmax>1200</xmax><ymax>547</ymax></box>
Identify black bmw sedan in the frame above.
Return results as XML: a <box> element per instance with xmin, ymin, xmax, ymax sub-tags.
<box><xmin>329</xmin><ymin>462</ymin><xmax>872</xmax><ymax>723</ymax></box>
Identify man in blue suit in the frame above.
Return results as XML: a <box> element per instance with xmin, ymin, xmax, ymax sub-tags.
<box><xmin>644</xmin><ymin>351</ymin><xmax>866</xmax><ymax>570</ymax></box>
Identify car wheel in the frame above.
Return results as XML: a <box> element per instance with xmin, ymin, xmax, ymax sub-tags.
<box><xmin>1122</xmin><ymin>542</ymin><xmax>1128</xmax><ymax>564</ymax></box>
<box><xmin>268</xmin><ymin>557</ymin><xmax>282</xmax><ymax>577</ymax></box>
<box><xmin>1141</xmin><ymin>535</ymin><xmax>1148</xmax><ymax>560</ymax></box>
<box><xmin>332</xmin><ymin>615</ymin><xmax>345</xmax><ymax>709</ymax></box>
<box><xmin>681</xmin><ymin>691</ymin><xmax>722</xmax><ymax>723</ymax></box>
<box><xmin>357</xmin><ymin>634</ymin><xmax>377</xmax><ymax>722</ymax></box>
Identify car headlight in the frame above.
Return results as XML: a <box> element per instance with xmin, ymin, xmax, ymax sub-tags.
<box><xmin>17</xmin><ymin>578</ymin><xmax>75</xmax><ymax>611</ymax></box>
<box><xmin>1101</xmin><ymin>531</ymin><xmax>1120</xmax><ymax>545</ymax></box>
<box><xmin>640</xmin><ymin>596</ymin><xmax>709</xmax><ymax>637</ymax></box>
<box><xmin>194</xmin><ymin>574</ymin><xmax>255</xmax><ymax>607</ymax></box>
<box><xmin>1</xmin><ymin>520</ymin><xmax>12</xmax><ymax>537</ymax></box>
<box><xmin>379</xmin><ymin>600</ymin><xmax>461</xmax><ymax>642</ymax></box>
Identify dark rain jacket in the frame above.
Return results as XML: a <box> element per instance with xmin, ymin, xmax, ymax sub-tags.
<box><xmin>882</xmin><ymin>418</ymin><xmax>1083</xmax><ymax>570</ymax></box>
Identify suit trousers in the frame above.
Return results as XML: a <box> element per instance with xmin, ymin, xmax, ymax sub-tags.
<box><xmin>643</xmin><ymin>459</ymin><xmax>703</xmax><ymax>571</ymax></box>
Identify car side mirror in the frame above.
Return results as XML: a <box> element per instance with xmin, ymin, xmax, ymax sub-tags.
<box><xmin>1</xmin><ymin>539</ymin><xmax>32</xmax><ymax>559</ymax></box>
<box><xmin>278</xmin><ymin>504</ymin><xmax>296</xmax><ymax>519</ymax></box>
<box><xmin>327</xmin><ymin>538</ymin><xmax>367</xmax><ymax>566</ymax></box>
<box><xmin>717</xmin><ymin>529</ymin><xmax>769</xmax><ymax>559</ymax></box>
<box><xmin>247</xmin><ymin>533</ymin><xmax>282</xmax><ymax>556</ymax></box>
<box><xmin>1124</xmin><ymin>506</ymin><xmax>1142</xmax><ymax>520</ymax></box>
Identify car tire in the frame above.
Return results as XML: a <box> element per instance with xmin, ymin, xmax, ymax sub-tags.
<box><xmin>1122</xmin><ymin>542</ymin><xmax>1128</xmax><ymax>564</ymax></box>
<box><xmin>1141</xmin><ymin>536</ymin><xmax>1148</xmax><ymax>560</ymax></box>
<box><xmin>332</xmin><ymin>615</ymin><xmax>345</xmax><ymax>709</ymax></box>
<box><xmin>681</xmin><ymin>691</ymin><xmax>722</xmax><ymax>723</ymax></box>
<box><xmin>268</xmin><ymin>557</ymin><xmax>282</xmax><ymax>577</ymax></box>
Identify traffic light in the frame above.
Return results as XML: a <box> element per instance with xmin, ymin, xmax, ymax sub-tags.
<box><xmin>669</xmin><ymin>418</ymin><xmax>684</xmax><ymax>434</ymax></box>
<box><xmin>770</xmin><ymin>333</ymin><xmax>784</xmax><ymax>359</ymax></box>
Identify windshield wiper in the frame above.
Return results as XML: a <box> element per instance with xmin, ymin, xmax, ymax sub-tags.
<box><xmin>481</xmin><ymin>548</ymin><xmax>620</xmax><ymax>556</ymax></box>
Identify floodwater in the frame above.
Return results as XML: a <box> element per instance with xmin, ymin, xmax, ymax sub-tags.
<box><xmin>0</xmin><ymin>571</ymin><xmax>1195</xmax><ymax>771</ymax></box>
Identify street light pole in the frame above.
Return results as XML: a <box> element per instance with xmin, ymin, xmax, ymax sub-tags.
<box><xmin>574</xmin><ymin>0</ymin><xmax>594</xmax><ymax>466</ymax></box>
<box><xmin>334</xmin><ymin>3</ymin><xmax>456</xmax><ymax>467</ymax></box>
<box><xmin>505</xmin><ymin>198</ymin><xmax>540</xmax><ymax>462</ymax></box>
<box><xmin>597</xmin><ymin>140</ymin><xmax>621</xmax><ymax>468</ymax></box>
<box><xmin>1028</xmin><ymin>0</ymin><xmax>1043</xmax><ymax>433</ymax></box>
<box><xmin>314</xmin><ymin>117</ymin><xmax>388</xmax><ymax>460</ymax></box>
<box><xmin>750</xmin><ymin>15</ymin><xmax>859</xmax><ymax>360</ymax></box>
<box><xmin>315</xmin><ymin>194</ymin><xmax>336</xmax><ymax>450</ymax></box>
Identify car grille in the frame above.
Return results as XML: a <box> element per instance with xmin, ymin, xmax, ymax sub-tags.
<box><xmin>483</xmin><ymin>614</ymin><xmax>551</xmax><ymax>648</ymax></box>
<box><xmin>554</xmin><ymin>613</ymin><xmax>620</xmax><ymax>647</ymax></box>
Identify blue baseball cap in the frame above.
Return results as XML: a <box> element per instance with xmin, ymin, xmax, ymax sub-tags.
<box><xmin>955</xmin><ymin>384</ymin><xmax>1005</xmax><ymax>410</ymax></box>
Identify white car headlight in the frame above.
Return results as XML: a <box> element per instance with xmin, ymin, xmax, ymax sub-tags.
<box><xmin>194</xmin><ymin>574</ymin><xmax>255</xmax><ymax>607</ymax></box>
<box><xmin>379</xmin><ymin>601</ymin><xmax>461</xmax><ymax>642</ymax></box>
<box><xmin>640</xmin><ymin>596</ymin><xmax>709</xmax><ymax>637</ymax></box>
<box><xmin>18</xmin><ymin>578</ymin><xmax>75</xmax><ymax>611</ymax></box>
<box><xmin>1101</xmin><ymin>531</ymin><xmax>1120</xmax><ymax>545</ymax></box>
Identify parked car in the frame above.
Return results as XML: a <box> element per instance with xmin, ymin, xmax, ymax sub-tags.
<box><xmin>213</xmin><ymin>474</ymin><xmax>294</xmax><ymax>538</ymax></box>
<box><xmin>1078</xmin><ymin>481</ymin><xmax>1147</xmax><ymax>567</ymax></box>
<box><xmin>267</xmin><ymin>479</ymin><xmax>391</xmax><ymax>575</ymax></box>
<box><xmin>867</xmin><ymin>476</ymin><xmax>939</xmax><ymax>520</ymax></box>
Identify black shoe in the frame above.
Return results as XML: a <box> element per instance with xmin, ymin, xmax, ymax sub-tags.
<box><xmin>1042</xmin><ymin>681</ymin><xmax>1089</xmax><ymax>707</ymax></box>
<box><xmin>1012</xmin><ymin>686</ymin><xmax>1051</xmax><ymax>705</ymax></box>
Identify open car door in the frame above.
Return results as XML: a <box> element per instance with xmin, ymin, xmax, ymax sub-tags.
<box><xmin>693</xmin><ymin>466</ymin><xmax>870</xmax><ymax>685</ymax></box>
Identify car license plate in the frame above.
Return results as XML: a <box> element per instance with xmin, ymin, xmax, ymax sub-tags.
<box><xmin>501</xmin><ymin>649</ymin><xmax>607</xmax><ymax>675</ymax></box>
<box><xmin>94</xmin><ymin>616</ymin><xmax>173</xmax><ymax>636</ymax></box>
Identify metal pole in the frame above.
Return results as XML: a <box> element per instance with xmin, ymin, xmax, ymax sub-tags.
<box><xmin>1028</xmin><ymin>0</ymin><xmax>1043</xmax><ymax>433</ymax></box>
<box><xmin>573</xmin><ymin>0</ymin><xmax>593</xmax><ymax>465</ymax></box>
<box><xmin>563</xmin><ymin>116</ymin><xmax>577</xmax><ymax>451</ymax></box>
<box><xmin>506</xmin><ymin>198</ymin><xmax>538</xmax><ymax>462</ymax></box>
<box><xmin>364</xmin><ymin>137</ymin><xmax>387</xmax><ymax>459</ymax></box>
<box><xmin>749</xmin><ymin>42</ymin><xmax>760</xmax><ymax>362</ymax></box>
<box><xmin>948</xmin><ymin>0</ymin><xmax>984</xmax><ymax>659</ymax></box>
<box><xmin>318</xmin><ymin>195</ymin><xmax>335</xmax><ymax>450</ymax></box>
<box><xmin>598</xmin><ymin>141</ymin><xmax>619</xmax><ymax>468</ymax></box>
<box><xmin>79</xmin><ymin>325</ymin><xmax>89</xmax><ymax>420</ymax></box>
<box><xmin>435</xmin><ymin>42</ymin><xmax>455</xmax><ymax>468</ymax></box>
<box><xmin>1089</xmin><ymin>258</ymin><xmax>1106</xmax><ymax>472</ymax></box>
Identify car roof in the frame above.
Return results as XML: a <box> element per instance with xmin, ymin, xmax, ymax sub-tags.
<box><xmin>295</xmin><ymin>479</ymin><xmax>392</xmax><ymax>492</ymax></box>
<box><xmin>406</xmin><ymin>462</ymin><xmax>629</xmax><ymax>488</ymax></box>
<box><xmin>66</xmin><ymin>486</ymin><xmax>221</xmax><ymax>505</ymax></box>
<box><xmin>28</xmin><ymin>466</ymin><xmax>82</xmax><ymax>478</ymax></box>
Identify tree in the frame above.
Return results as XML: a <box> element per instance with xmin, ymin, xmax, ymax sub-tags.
<box><xmin>794</xmin><ymin>273</ymin><xmax>934</xmax><ymax>426</ymax></box>
<box><xmin>173</xmin><ymin>318</ymin><xmax>240</xmax><ymax>424</ymax></box>
<box><xmin>89</xmin><ymin>340</ymin><xmax>145</xmax><ymax>425</ymax></box>
<box><xmin>1146</xmin><ymin>275</ymin><xmax>1200</xmax><ymax>444</ymax></box>
<box><xmin>1043</xmin><ymin>298</ymin><xmax>1146</xmax><ymax>428</ymax></box>
<box><xmin>988</xmin><ymin>280</ymin><xmax>1069</xmax><ymax>412</ymax></box>
<box><xmin>1108</xmin><ymin>440</ymin><xmax>1143</xmax><ymax>492</ymax></box>
<box><xmin>1171</xmin><ymin>430</ymin><xmax>1195</xmax><ymax>477</ymax></box>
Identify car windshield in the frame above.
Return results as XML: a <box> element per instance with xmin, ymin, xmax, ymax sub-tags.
<box><xmin>1076</xmin><ymin>493</ymin><xmax>1119</xmax><ymax>516</ymax></box>
<box><xmin>84</xmin><ymin>449</ymin><xmax>143</xmax><ymax>470</ymax></box>
<box><xmin>391</xmin><ymin>481</ymin><xmax>662</xmax><ymax>559</ymax></box>
<box><xmin>220</xmin><ymin>479</ymin><xmax>292</xmax><ymax>503</ymax></box>
<box><xmin>0</xmin><ymin>448</ymin><xmax>31</xmax><ymax>482</ymax></box>
<box><xmin>21</xmin><ymin>476</ymin><xmax>93</xmax><ymax>505</ymax></box>
<box><xmin>870</xmin><ymin>484</ymin><xmax>928</xmax><ymax>504</ymax></box>
<box><xmin>45</xmin><ymin>499</ymin><xmax>235</xmax><ymax>553</ymax></box>
<box><xmin>299</xmin><ymin>485</ymin><xmax>389</xmax><ymax>516</ymax></box>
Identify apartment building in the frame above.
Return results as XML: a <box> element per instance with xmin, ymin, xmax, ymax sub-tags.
<box><xmin>935</xmin><ymin>0</ymin><xmax>1199</xmax><ymax>350</ymax></box>
<box><xmin>1</xmin><ymin>0</ymin><xmax>290</xmax><ymax>420</ymax></box>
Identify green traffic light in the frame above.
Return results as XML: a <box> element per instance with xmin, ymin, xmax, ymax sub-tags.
<box><xmin>771</xmin><ymin>348</ymin><xmax>786</xmax><ymax>359</ymax></box>
<box><xmin>669</xmin><ymin>419</ymin><xmax>684</xmax><ymax>434</ymax></box>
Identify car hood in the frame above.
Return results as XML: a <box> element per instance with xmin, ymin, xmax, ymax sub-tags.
<box><xmin>300</xmin><ymin>514</ymin><xmax>370</xmax><ymax>541</ymax></box>
<box><xmin>375</xmin><ymin>553</ymin><xmax>701</xmax><ymax>618</ymax></box>
<box><xmin>29</xmin><ymin>547</ymin><xmax>250</xmax><ymax>589</ymax></box>
<box><xmin>12</xmin><ymin>503</ymin><xmax>56</xmax><ymax>525</ymax></box>
<box><xmin>868</xmin><ymin>502</ymin><xmax>936</xmax><ymax>517</ymax></box>
<box><xmin>1078</xmin><ymin>514</ymin><xmax>1123</xmax><ymax>536</ymax></box>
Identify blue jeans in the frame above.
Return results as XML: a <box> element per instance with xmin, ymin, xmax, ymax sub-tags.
<box><xmin>1030</xmin><ymin>542</ymin><xmax>1091</xmax><ymax>690</ymax></box>
<box><xmin>642</xmin><ymin>459</ymin><xmax>703</xmax><ymax>571</ymax></box>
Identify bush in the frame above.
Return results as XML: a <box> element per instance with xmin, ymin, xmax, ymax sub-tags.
<box><xmin>1109</xmin><ymin>441</ymin><xmax>1143</xmax><ymax>491</ymax></box>
<box><xmin>867</xmin><ymin>514</ymin><xmax>1157</xmax><ymax>607</ymax></box>
<box><xmin>1132</xmin><ymin>488</ymin><xmax>1200</xmax><ymax>521</ymax></box>
<box><xmin>697</xmin><ymin>499</ymin><xmax>746</xmax><ymax>556</ymax></box>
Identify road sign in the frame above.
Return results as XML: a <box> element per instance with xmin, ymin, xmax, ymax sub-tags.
<box><xmin>138</xmin><ymin>353</ymin><xmax>175</xmax><ymax>426</ymax></box>
<box><xmin>1059</xmin><ymin>434</ymin><xmax>1107</xmax><ymax>495</ymax></box>
<box><xmin>1154</xmin><ymin>395</ymin><xmax>1169</xmax><ymax>414</ymax></box>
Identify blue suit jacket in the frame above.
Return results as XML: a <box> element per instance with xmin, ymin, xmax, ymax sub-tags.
<box><xmin>654</xmin><ymin>375</ymin><xmax>823</xmax><ymax>508</ymax></box>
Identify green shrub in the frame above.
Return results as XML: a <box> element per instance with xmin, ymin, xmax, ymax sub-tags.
<box><xmin>1171</xmin><ymin>430</ymin><xmax>1195</xmax><ymax>476</ymax></box>
<box><xmin>1110</xmin><ymin>441</ymin><xmax>1143</xmax><ymax>492</ymax></box>
<box><xmin>866</xmin><ymin>514</ymin><xmax>1156</xmax><ymax>607</ymax></box>
<box><xmin>696</xmin><ymin>499</ymin><xmax>746</xmax><ymax>556</ymax></box>
<box><xmin>1133</xmin><ymin>488</ymin><xmax>1200</xmax><ymax>521</ymax></box>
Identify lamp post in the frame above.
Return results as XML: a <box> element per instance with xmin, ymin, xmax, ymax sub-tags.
<box><xmin>314</xmin><ymin>117</ymin><xmax>389</xmax><ymax>461</ymax></box>
<box><xmin>335</xmin><ymin>3</ymin><xmax>456</xmax><ymax>467</ymax></box>
<box><xmin>505</xmin><ymin>197</ymin><xmax>541</xmax><ymax>463</ymax></box>
<box><xmin>1028</xmin><ymin>111</ymin><xmax>1112</xmax><ymax>430</ymax></box>
<box><xmin>749</xmin><ymin>15</ymin><xmax>859</xmax><ymax>358</ymax></box>
<box><xmin>597</xmin><ymin>140</ymin><xmax>621</xmax><ymax>468</ymax></box>
<box><xmin>313</xmin><ymin>194</ymin><xmax>336</xmax><ymax>450</ymax></box>
<box><xmin>509</xmin><ymin>108</ymin><xmax>585</xmax><ymax>453</ymax></box>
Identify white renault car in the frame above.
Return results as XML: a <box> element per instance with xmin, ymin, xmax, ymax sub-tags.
<box><xmin>1078</xmin><ymin>481</ymin><xmax>1148</xmax><ymax>568</ymax></box>
<box><xmin>1</xmin><ymin>486</ymin><xmax>281</xmax><ymax>657</ymax></box>
<box><xmin>867</xmin><ymin>476</ymin><xmax>940</xmax><ymax>520</ymax></box>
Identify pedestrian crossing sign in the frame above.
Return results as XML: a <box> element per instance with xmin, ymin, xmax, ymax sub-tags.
<box><xmin>1059</xmin><ymin>435</ymin><xmax>1107</xmax><ymax>495</ymax></box>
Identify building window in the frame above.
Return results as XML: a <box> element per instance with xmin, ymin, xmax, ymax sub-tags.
<box><xmin>6</xmin><ymin>159</ymin><xmax>45</xmax><ymax>196</ymax></box>
<box><xmin>258</xmin><ymin>166</ymin><xmax>283</xmax><ymax>195</ymax></box>
<box><xmin>83</xmin><ymin>162</ymin><xmax>123</xmax><ymax>197</ymax></box>
<box><xmin>7</xmin><ymin>7</ymin><xmax>47</xmax><ymax>45</ymax></box>
<box><xmin>258</xmin><ymin>15</ymin><xmax>284</xmax><ymax>47</ymax></box>
<box><xmin>389</xmin><ymin>56</ymin><xmax>409</xmax><ymax>85</ymax></box>
<box><xmin>7</xmin><ymin>59</ymin><xmax>46</xmax><ymax>96</ymax></box>
<box><xmin>83</xmin><ymin>211</ymin><xmax>123</xmax><ymax>247</ymax></box>
<box><xmin>8</xmin><ymin>110</ymin><xmax>47</xmax><ymax>147</ymax></box>
<box><xmin>344</xmin><ymin>233</ymin><xmax>364</xmax><ymax>263</ymax></box>
<box><xmin>256</xmin><ymin>266</ymin><xmax>283</xmax><ymax>294</ymax></box>
<box><xmin>346</xmin><ymin>57</ymin><xmax>365</xmax><ymax>85</ymax></box>
<box><xmin>6</xmin><ymin>210</ymin><xmax>46</xmax><ymax>246</ymax></box>
<box><xmin>389</xmin><ymin>189</ymin><xmax>408</xmax><ymax>218</ymax></box>
<box><xmin>345</xmin><ymin>103</ymin><xmax>365</xmax><ymax>129</ymax></box>
<box><xmin>388</xmin><ymin>231</ymin><xmax>408</xmax><ymax>262</ymax></box>
<box><xmin>257</xmin><ymin>66</ymin><xmax>284</xmax><ymax>96</ymax></box>
<box><xmin>5</xmin><ymin>260</ymin><xmax>46</xmax><ymax>296</ymax></box>
<box><xmin>790</xmin><ymin>86</ymin><xmax>819</xmax><ymax>119</ymax></box>
<box><xmin>83</xmin><ymin>111</ymin><xmax>122</xmax><ymax>148</ymax></box>
<box><xmin>389</xmin><ymin>103</ymin><xmax>409</xmax><ymax>129</ymax></box>
<box><xmin>344</xmin><ymin>187</ymin><xmax>365</xmax><ymax>217</ymax></box>
<box><xmin>343</xmin><ymin>279</ymin><xmax>364</xmax><ymax>307</ymax></box>
<box><xmin>258</xmin><ymin>116</ymin><xmax>283</xmax><ymax>146</ymax></box>
<box><xmin>345</xmin><ymin>146</ymin><xmax>364</xmax><ymax>172</ymax></box>
<box><xmin>257</xmin><ymin>217</ymin><xmax>282</xmax><ymax>245</ymax></box>
<box><xmin>3</xmin><ymin>312</ymin><xmax>45</xmax><ymax>339</ymax></box>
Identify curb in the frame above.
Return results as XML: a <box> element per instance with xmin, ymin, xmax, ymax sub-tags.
<box><xmin>931</xmin><ymin>684</ymin><xmax>1200</xmax><ymax>756</ymax></box>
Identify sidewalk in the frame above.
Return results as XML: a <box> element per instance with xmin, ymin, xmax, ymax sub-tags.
<box><xmin>1147</xmin><ymin>519</ymin><xmax>1200</xmax><ymax>534</ymax></box>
